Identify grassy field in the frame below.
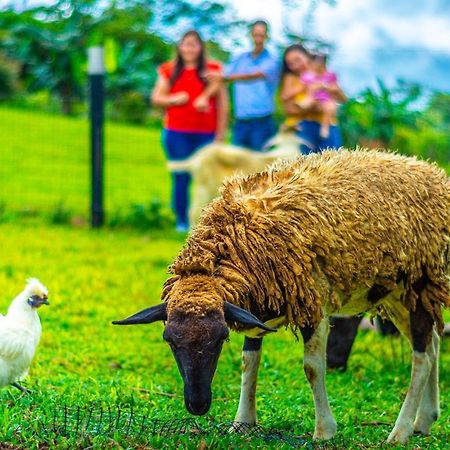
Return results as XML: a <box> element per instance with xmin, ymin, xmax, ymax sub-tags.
<box><xmin>0</xmin><ymin>106</ymin><xmax>449</xmax><ymax>448</ymax></box>
<box><xmin>0</xmin><ymin>223</ymin><xmax>449</xmax><ymax>449</ymax></box>
<box><xmin>0</xmin><ymin>106</ymin><xmax>170</xmax><ymax>218</ymax></box>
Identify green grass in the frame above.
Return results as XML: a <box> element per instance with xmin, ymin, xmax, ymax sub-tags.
<box><xmin>0</xmin><ymin>106</ymin><xmax>449</xmax><ymax>448</ymax></box>
<box><xmin>0</xmin><ymin>222</ymin><xmax>449</xmax><ymax>449</ymax></box>
<box><xmin>0</xmin><ymin>106</ymin><xmax>170</xmax><ymax>218</ymax></box>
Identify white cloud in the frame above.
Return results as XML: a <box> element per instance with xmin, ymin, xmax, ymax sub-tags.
<box><xmin>377</xmin><ymin>16</ymin><xmax>450</xmax><ymax>55</ymax></box>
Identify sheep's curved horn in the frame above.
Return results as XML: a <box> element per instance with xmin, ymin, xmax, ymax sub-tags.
<box><xmin>224</xmin><ymin>302</ymin><xmax>277</xmax><ymax>332</ymax></box>
<box><xmin>112</xmin><ymin>302</ymin><xmax>167</xmax><ymax>325</ymax></box>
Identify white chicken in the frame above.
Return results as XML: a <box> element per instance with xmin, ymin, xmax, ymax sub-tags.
<box><xmin>0</xmin><ymin>278</ymin><xmax>49</xmax><ymax>392</ymax></box>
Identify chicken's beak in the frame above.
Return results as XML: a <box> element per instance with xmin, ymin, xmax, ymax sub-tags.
<box><xmin>27</xmin><ymin>295</ymin><xmax>50</xmax><ymax>307</ymax></box>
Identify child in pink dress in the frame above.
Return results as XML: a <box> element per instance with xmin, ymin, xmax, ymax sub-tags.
<box><xmin>297</xmin><ymin>54</ymin><xmax>338</xmax><ymax>139</ymax></box>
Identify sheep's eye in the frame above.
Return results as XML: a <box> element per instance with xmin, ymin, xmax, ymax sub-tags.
<box><xmin>163</xmin><ymin>334</ymin><xmax>179</xmax><ymax>350</ymax></box>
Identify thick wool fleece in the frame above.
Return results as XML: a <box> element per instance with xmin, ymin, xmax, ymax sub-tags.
<box><xmin>163</xmin><ymin>149</ymin><xmax>450</xmax><ymax>333</ymax></box>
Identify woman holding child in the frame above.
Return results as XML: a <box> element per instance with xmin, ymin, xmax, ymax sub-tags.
<box><xmin>280</xmin><ymin>44</ymin><xmax>346</xmax><ymax>154</ymax></box>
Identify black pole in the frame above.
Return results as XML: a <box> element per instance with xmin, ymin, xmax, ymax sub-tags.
<box><xmin>88</xmin><ymin>47</ymin><xmax>105</xmax><ymax>227</ymax></box>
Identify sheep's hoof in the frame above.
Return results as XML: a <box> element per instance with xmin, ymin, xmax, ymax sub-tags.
<box><xmin>387</xmin><ymin>424</ymin><xmax>414</xmax><ymax>444</ymax></box>
<box><xmin>229</xmin><ymin>421</ymin><xmax>256</xmax><ymax>434</ymax></box>
<box><xmin>313</xmin><ymin>418</ymin><xmax>337</xmax><ymax>440</ymax></box>
<box><xmin>414</xmin><ymin>411</ymin><xmax>439</xmax><ymax>435</ymax></box>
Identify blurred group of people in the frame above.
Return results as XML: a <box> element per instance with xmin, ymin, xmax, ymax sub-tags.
<box><xmin>151</xmin><ymin>20</ymin><xmax>346</xmax><ymax>231</ymax></box>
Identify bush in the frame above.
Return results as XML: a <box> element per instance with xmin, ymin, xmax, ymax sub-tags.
<box><xmin>111</xmin><ymin>90</ymin><xmax>148</xmax><ymax>124</ymax></box>
<box><xmin>5</xmin><ymin>90</ymin><xmax>63</xmax><ymax>113</ymax></box>
<box><xmin>391</xmin><ymin>126</ymin><xmax>450</xmax><ymax>166</ymax></box>
<box><xmin>109</xmin><ymin>199</ymin><xmax>174</xmax><ymax>230</ymax></box>
<box><xmin>0</xmin><ymin>52</ymin><xmax>21</xmax><ymax>100</ymax></box>
<box><xmin>49</xmin><ymin>201</ymin><xmax>73</xmax><ymax>225</ymax></box>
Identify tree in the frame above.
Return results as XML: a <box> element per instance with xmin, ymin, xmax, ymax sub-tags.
<box><xmin>339</xmin><ymin>79</ymin><xmax>421</xmax><ymax>148</ymax></box>
<box><xmin>0</xmin><ymin>51</ymin><xmax>21</xmax><ymax>100</ymax></box>
<box><xmin>0</xmin><ymin>0</ymin><xmax>236</xmax><ymax>115</ymax></box>
<box><xmin>0</xmin><ymin>2</ymin><xmax>100</xmax><ymax>114</ymax></box>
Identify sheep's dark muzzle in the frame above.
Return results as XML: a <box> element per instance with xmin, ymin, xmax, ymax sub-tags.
<box><xmin>174</xmin><ymin>347</ymin><xmax>220</xmax><ymax>416</ymax></box>
<box><xmin>185</xmin><ymin>387</ymin><xmax>212</xmax><ymax>415</ymax></box>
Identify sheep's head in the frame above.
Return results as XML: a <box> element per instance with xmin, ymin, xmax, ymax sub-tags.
<box><xmin>112</xmin><ymin>275</ymin><xmax>275</xmax><ymax>416</ymax></box>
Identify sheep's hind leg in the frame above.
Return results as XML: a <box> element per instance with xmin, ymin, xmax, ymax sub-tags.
<box><xmin>414</xmin><ymin>327</ymin><xmax>440</xmax><ymax>434</ymax></box>
<box><xmin>231</xmin><ymin>337</ymin><xmax>262</xmax><ymax>432</ymax></box>
<box><xmin>301</xmin><ymin>318</ymin><xmax>337</xmax><ymax>440</ymax></box>
<box><xmin>387</xmin><ymin>300</ymin><xmax>433</xmax><ymax>444</ymax></box>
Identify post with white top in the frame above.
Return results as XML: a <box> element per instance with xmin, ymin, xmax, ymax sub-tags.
<box><xmin>88</xmin><ymin>47</ymin><xmax>105</xmax><ymax>227</ymax></box>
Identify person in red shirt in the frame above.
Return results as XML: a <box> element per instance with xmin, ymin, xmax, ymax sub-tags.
<box><xmin>152</xmin><ymin>30</ymin><xmax>228</xmax><ymax>232</ymax></box>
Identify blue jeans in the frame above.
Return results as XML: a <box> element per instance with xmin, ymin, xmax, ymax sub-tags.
<box><xmin>296</xmin><ymin>120</ymin><xmax>342</xmax><ymax>155</ymax></box>
<box><xmin>162</xmin><ymin>129</ymin><xmax>215</xmax><ymax>227</ymax></box>
<box><xmin>232</xmin><ymin>115</ymin><xmax>277</xmax><ymax>151</ymax></box>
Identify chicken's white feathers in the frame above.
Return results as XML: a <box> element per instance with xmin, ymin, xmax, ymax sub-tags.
<box><xmin>0</xmin><ymin>279</ymin><xmax>46</xmax><ymax>387</ymax></box>
<box><xmin>25</xmin><ymin>278</ymin><xmax>48</xmax><ymax>298</ymax></box>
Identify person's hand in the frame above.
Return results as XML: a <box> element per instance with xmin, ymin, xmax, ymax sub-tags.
<box><xmin>310</xmin><ymin>82</ymin><xmax>322</xmax><ymax>92</ymax></box>
<box><xmin>168</xmin><ymin>91</ymin><xmax>189</xmax><ymax>106</ymax></box>
<box><xmin>193</xmin><ymin>95</ymin><xmax>210</xmax><ymax>112</ymax></box>
<box><xmin>203</xmin><ymin>70</ymin><xmax>223</xmax><ymax>83</ymax></box>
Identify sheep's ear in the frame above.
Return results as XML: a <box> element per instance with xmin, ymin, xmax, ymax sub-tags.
<box><xmin>112</xmin><ymin>303</ymin><xmax>167</xmax><ymax>325</ymax></box>
<box><xmin>223</xmin><ymin>302</ymin><xmax>277</xmax><ymax>332</ymax></box>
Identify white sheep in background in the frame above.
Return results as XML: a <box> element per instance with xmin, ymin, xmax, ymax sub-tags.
<box><xmin>167</xmin><ymin>129</ymin><xmax>301</xmax><ymax>224</ymax></box>
<box><xmin>114</xmin><ymin>149</ymin><xmax>449</xmax><ymax>444</ymax></box>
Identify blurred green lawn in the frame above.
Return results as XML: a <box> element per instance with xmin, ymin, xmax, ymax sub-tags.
<box><xmin>0</xmin><ymin>106</ymin><xmax>170</xmax><ymax>217</ymax></box>
<box><xmin>0</xmin><ymin>107</ymin><xmax>449</xmax><ymax>448</ymax></box>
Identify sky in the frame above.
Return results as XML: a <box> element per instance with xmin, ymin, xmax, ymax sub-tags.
<box><xmin>1</xmin><ymin>0</ymin><xmax>449</xmax><ymax>95</ymax></box>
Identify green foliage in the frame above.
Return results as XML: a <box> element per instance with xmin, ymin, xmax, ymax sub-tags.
<box><xmin>392</xmin><ymin>125</ymin><xmax>449</xmax><ymax>167</ymax></box>
<box><xmin>427</xmin><ymin>92</ymin><xmax>450</xmax><ymax>130</ymax></box>
<box><xmin>6</xmin><ymin>90</ymin><xmax>63</xmax><ymax>113</ymax></box>
<box><xmin>111</xmin><ymin>90</ymin><xmax>148</xmax><ymax>124</ymax></box>
<box><xmin>0</xmin><ymin>0</ymin><xmax>236</xmax><ymax>116</ymax></box>
<box><xmin>0</xmin><ymin>222</ymin><xmax>448</xmax><ymax>448</ymax></box>
<box><xmin>339</xmin><ymin>79</ymin><xmax>421</xmax><ymax>147</ymax></box>
<box><xmin>0</xmin><ymin>52</ymin><xmax>21</xmax><ymax>100</ymax></box>
<box><xmin>158</xmin><ymin>0</ymin><xmax>241</xmax><ymax>41</ymax></box>
<box><xmin>109</xmin><ymin>199</ymin><xmax>174</xmax><ymax>230</ymax></box>
<box><xmin>49</xmin><ymin>201</ymin><xmax>73</xmax><ymax>225</ymax></box>
<box><xmin>339</xmin><ymin>83</ymin><xmax>450</xmax><ymax>168</ymax></box>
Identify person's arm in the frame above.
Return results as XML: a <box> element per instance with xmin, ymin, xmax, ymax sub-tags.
<box><xmin>280</xmin><ymin>73</ymin><xmax>306</xmax><ymax>102</ymax></box>
<box><xmin>226</xmin><ymin>55</ymin><xmax>279</xmax><ymax>83</ymax></box>
<box><xmin>151</xmin><ymin>74</ymin><xmax>189</xmax><ymax>108</ymax></box>
<box><xmin>225</xmin><ymin>71</ymin><xmax>265</xmax><ymax>82</ymax></box>
<box><xmin>193</xmin><ymin>76</ymin><xmax>223</xmax><ymax>112</ymax></box>
<box><xmin>321</xmin><ymin>72</ymin><xmax>347</xmax><ymax>103</ymax></box>
<box><xmin>214</xmin><ymin>85</ymin><xmax>229</xmax><ymax>142</ymax></box>
<box><xmin>206</xmin><ymin>54</ymin><xmax>277</xmax><ymax>84</ymax></box>
<box><xmin>327</xmin><ymin>82</ymin><xmax>347</xmax><ymax>103</ymax></box>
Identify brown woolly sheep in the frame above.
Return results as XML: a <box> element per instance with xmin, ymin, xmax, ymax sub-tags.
<box><xmin>114</xmin><ymin>149</ymin><xmax>450</xmax><ymax>444</ymax></box>
<box><xmin>167</xmin><ymin>129</ymin><xmax>301</xmax><ymax>225</ymax></box>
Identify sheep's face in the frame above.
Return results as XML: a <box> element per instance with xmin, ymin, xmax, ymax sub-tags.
<box><xmin>112</xmin><ymin>278</ymin><xmax>276</xmax><ymax>417</ymax></box>
<box><xmin>163</xmin><ymin>309</ymin><xmax>229</xmax><ymax>415</ymax></box>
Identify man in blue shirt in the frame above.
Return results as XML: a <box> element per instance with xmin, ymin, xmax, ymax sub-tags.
<box><xmin>222</xmin><ymin>20</ymin><xmax>280</xmax><ymax>150</ymax></box>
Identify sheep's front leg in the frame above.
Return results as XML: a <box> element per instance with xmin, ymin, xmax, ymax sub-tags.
<box><xmin>301</xmin><ymin>318</ymin><xmax>337</xmax><ymax>440</ymax></box>
<box><xmin>233</xmin><ymin>337</ymin><xmax>262</xmax><ymax>428</ymax></box>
